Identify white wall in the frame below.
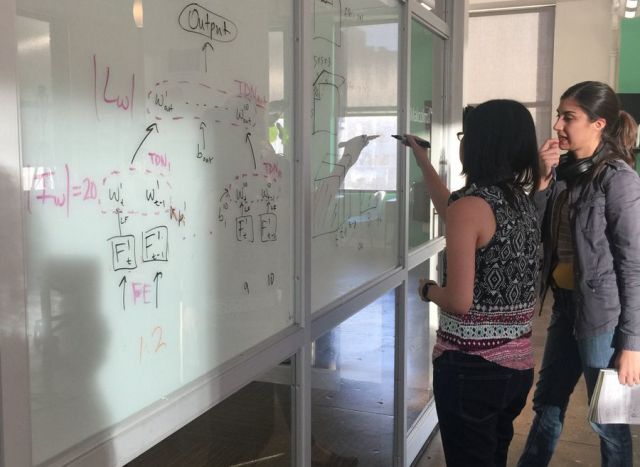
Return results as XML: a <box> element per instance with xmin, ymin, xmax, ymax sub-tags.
<box><xmin>552</xmin><ymin>0</ymin><xmax>615</xmax><ymax>112</ymax></box>
<box><xmin>467</xmin><ymin>0</ymin><xmax>618</xmax><ymax>135</ymax></box>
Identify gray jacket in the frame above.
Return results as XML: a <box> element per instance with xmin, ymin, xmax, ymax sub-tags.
<box><xmin>535</xmin><ymin>152</ymin><xmax>640</xmax><ymax>351</ymax></box>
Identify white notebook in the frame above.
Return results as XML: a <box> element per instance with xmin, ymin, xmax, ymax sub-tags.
<box><xmin>588</xmin><ymin>369</ymin><xmax>640</xmax><ymax>424</ymax></box>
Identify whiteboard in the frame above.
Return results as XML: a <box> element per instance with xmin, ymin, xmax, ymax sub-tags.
<box><xmin>16</xmin><ymin>0</ymin><xmax>294</xmax><ymax>463</ymax></box>
<box><xmin>310</xmin><ymin>0</ymin><xmax>401</xmax><ymax>311</ymax></box>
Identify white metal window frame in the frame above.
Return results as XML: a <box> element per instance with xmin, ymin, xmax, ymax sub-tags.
<box><xmin>0</xmin><ymin>1</ymin><xmax>464</xmax><ymax>465</ymax></box>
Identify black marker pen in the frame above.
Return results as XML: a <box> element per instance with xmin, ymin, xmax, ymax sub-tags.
<box><xmin>391</xmin><ymin>134</ymin><xmax>431</xmax><ymax>149</ymax></box>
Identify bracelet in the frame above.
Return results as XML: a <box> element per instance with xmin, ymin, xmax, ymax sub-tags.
<box><xmin>419</xmin><ymin>280</ymin><xmax>438</xmax><ymax>302</ymax></box>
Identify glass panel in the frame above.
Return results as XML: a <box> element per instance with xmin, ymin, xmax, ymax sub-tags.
<box><xmin>16</xmin><ymin>1</ymin><xmax>294</xmax><ymax>463</ymax></box>
<box><xmin>407</xmin><ymin>258</ymin><xmax>439</xmax><ymax>429</ymax></box>
<box><xmin>311</xmin><ymin>291</ymin><xmax>395</xmax><ymax>466</ymax></box>
<box><xmin>311</xmin><ymin>1</ymin><xmax>401</xmax><ymax>312</ymax></box>
<box><xmin>408</xmin><ymin>18</ymin><xmax>444</xmax><ymax>250</ymax></box>
<box><xmin>126</xmin><ymin>361</ymin><xmax>294</xmax><ymax>466</ymax></box>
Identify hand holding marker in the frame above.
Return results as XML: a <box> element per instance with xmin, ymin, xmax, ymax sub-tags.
<box><xmin>392</xmin><ymin>134</ymin><xmax>431</xmax><ymax>149</ymax></box>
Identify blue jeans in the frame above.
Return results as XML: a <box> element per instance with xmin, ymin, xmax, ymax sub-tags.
<box><xmin>518</xmin><ymin>288</ymin><xmax>633</xmax><ymax>467</ymax></box>
<box><xmin>434</xmin><ymin>351</ymin><xmax>533</xmax><ymax>467</ymax></box>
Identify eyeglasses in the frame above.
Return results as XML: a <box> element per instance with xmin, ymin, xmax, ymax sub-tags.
<box><xmin>456</xmin><ymin>132</ymin><xmax>464</xmax><ymax>142</ymax></box>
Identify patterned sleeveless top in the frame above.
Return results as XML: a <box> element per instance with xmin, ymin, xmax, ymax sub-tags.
<box><xmin>433</xmin><ymin>184</ymin><xmax>540</xmax><ymax>370</ymax></box>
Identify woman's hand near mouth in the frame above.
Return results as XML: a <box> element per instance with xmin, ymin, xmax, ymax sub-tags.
<box><xmin>538</xmin><ymin>138</ymin><xmax>560</xmax><ymax>190</ymax></box>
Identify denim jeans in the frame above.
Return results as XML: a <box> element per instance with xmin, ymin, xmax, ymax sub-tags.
<box><xmin>433</xmin><ymin>350</ymin><xmax>533</xmax><ymax>467</ymax></box>
<box><xmin>518</xmin><ymin>288</ymin><xmax>633</xmax><ymax>467</ymax></box>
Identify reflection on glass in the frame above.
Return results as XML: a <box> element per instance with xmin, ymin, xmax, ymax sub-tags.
<box><xmin>311</xmin><ymin>2</ymin><xmax>401</xmax><ymax>312</ymax></box>
<box><xmin>343</xmin><ymin>116</ymin><xmax>397</xmax><ymax>191</ymax></box>
<box><xmin>407</xmin><ymin>259</ymin><xmax>439</xmax><ymax>429</ymax></box>
<box><xmin>311</xmin><ymin>291</ymin><xmax>395</xmax><ymax>466</ymax></box>
<box><xmin>126</xmin><ymin>361</ymin><xmax>293</xmax><ymax>466</ymax></box>
<box><xmin>408</xmin><ymin>18</ymin><xmax>442</xmax><ymax>250</ymax></box>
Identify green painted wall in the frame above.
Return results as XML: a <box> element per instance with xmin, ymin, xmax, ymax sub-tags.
<box><xmin>618</xmin><ymin>17</ymin><xmax>640</xmax><ymax>174</ymax></box>
<box><xmin>619</xmin><ymin>17</ymin><xmax>640</xmax><ymax>93</ymax></box>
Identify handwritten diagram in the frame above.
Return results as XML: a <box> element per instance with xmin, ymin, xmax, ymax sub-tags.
<box><xmin>217</xmin><ymin>170</ymin><xmax>282</xmax><ymax>244</ymax></box>
<box><xmin>178</xmin><ymin>3</ymin><xmax>238</xmax><ymax>74</ymax></box>
<box><xmin>312</xmin><ymin>70</ymin><xmax>345</xmax><ymax>135</ymax></box>
<box><xmin>314</xmin><ymin>0</ymin><xmax>342</xmax><ymax>46</ymax></box>
<box><xmin>22</xmin><ymin>3</ymin><xmax>294</xmax><ymax>393</ymax></box>
<box><xmin>178</xmin><ymin>3</ymin><xmax>238</xmax><ymax>43</ymax></box>
<box><xmin>312</xmin><ymin>135</ymin><xmax>383</xmax><ymax>241</ymax></box>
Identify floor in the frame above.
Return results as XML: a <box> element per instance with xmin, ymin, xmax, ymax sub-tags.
<box><xmin>413</xmin><ymin>296</ymin><xmax>640</xmax><ymax>467</ymax></box>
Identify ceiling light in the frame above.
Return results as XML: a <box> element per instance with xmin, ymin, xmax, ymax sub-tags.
<box><xmin>626</xmin><ymin>0</ymin><xmax>638</xmax><ymax>8</ymax></box>
<box><xmin>624</xmin><ymin>9</ymin><xmax>636</xmax><ymax>17</ymax></box>
<box><xmin>133</xmin><ymin>0</ymin><xmax>143</xmax><ymax>28</ymax></box>
<box><xmin>419</xmin><ymin>1</ymin><xmax>434</xmax><ymax>11</ymax></box>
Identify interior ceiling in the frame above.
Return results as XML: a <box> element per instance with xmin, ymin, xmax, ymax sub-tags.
<box><xmin>468</xmin><ymin>0</ymin><xmax>555</xmax><ymax>7</ymax></box>
<box><xmin>468</xmin><ymin>0</ymin><xmax>637</xmax><ymax>18</ymax></box>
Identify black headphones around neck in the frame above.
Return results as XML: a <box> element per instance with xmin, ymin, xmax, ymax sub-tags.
<box><xmin>555</xmin><ymin>146</ymin><xmax>606</xmax><ymax>182</ymax></box>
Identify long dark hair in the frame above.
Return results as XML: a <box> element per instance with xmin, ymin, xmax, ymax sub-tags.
<box><xmin>561</xmin><ymin>81</ymin><xmax>638</xmax><ymax>167</ymax></box>
<box><xmin>462</xmin><ymin>99</ymin><xmax>540</xmax><ymax>197</ymax></box>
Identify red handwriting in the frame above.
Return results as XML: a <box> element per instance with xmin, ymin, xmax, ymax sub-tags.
<box><xmin>131</xmin><ymin>282</ymin><xmax>152</xmax><ymax>305</ymax></box>
<box><xmin>31</xmin><ymin>165</ymin><xmax>69</xmax><ymax>217</ymax></box>
<box><xmin>234</xmin><ymin>79</ymin><xmax>267</xmax><ymax>108</ymax></box>
<box><xmin>148</xmin><ymin>152</ymin><xmax>171</xmax><ymax>169</ymax></box>
<box><xmin>74</xmin><ymin>178</ymin><xmax>98</xmax><ymax>200</ymax></box>
<box><xmin>27</xmin><ymin>164</ymin><xmax>98</xmax><ymax>217</ymax></box>
<box><xmin>139</xmin><ymin>325</ymin><xmax>167</xmax><ymax>363</ymax></box>
<box><xmin>93</xmin><ymin>54</ymin><xmax>135</xmax><ymax>119</ymax></box>
<box><xmin>262</xmin><ymin>161</ymin><xmax>282</xmax><ymax>179</ymax></box>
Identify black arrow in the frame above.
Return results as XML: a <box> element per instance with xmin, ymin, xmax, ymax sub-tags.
<box><xmin>115</xmin><ymin>208</ymin><xmax>123</xmax><ymax>236</ymax></box>
<box><xmin>153</xmin><ymin>272</ymin><xmax>163</xmax><ymax>308</ymax></box>
<box><xmin>200</xmin><ymin>121</ymin><xmax>207</xmax><ymax>149</ymax></box>
<box><xmin>119</xmin><ymin>276</ymin><xmax>127</xmax><ymax>310</ymax></box>
<box><xmin>245</xmin><ymin>132</ymin><xmax>256</xmax><ymax>169</ymax></box>
<box><xmin>131</xmin><ymin>123</ymin><xmax>159</xmax><ymax>164</ymax></box>
<box><xmin>202</xmin><ymin>42</ymin><xmax>214</xmax><ymax>73</ymax></box>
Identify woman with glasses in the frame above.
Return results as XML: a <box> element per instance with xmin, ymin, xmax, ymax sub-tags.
<box><xmin>405</xmin><ymin>99</ymin><xmax>540</xmax><ymax>466</ymax></box>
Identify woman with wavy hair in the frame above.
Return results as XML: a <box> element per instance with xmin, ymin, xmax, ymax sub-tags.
<box><xmin>519</xmin><ymin>81</ymin><xmax>640</xmax><ymax>467</ymax></box>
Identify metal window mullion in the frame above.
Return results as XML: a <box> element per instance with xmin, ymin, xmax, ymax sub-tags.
<box><xmin>394</xmin><ymin>2</ymin><xmax>412</xmax><ymax>465</ymax></box>
<box><xmin>293</xmin><ymin>0</ymin><xmax>312</xmax><ymax>465</ymax></box>
<box><xmin>0</xmin><ymin>0</ymin><xmax>32</xmax><ymax>465</ymax></box>
<box><xmin>443</xmin><ymin>0</ymin><xmax>466</xmax><ymax>193</ymax></box>
<box><xmin>407</xmin><ymin>237</ymin><xmax>446</xmax><ymax>270</ymax></box>
<box><xmin>409</xmin><ymin>0</ymin><xmax>450</xmax><ymax>38</ymax></box>
<box><xmin>469</xmin><ymin>3</ymin><xmax>555</xmax><ymax>16</ymax></box>
<box><xmin>395</xmin><ymin>279</ymin><xmax>409</xmax><ymax>467</ymax></box>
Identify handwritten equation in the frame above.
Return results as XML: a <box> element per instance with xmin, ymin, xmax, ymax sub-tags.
<box><xmin>25</xmin><ymin>164</ymin><xmax>97</xmax><ymax>218</ymax></box>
